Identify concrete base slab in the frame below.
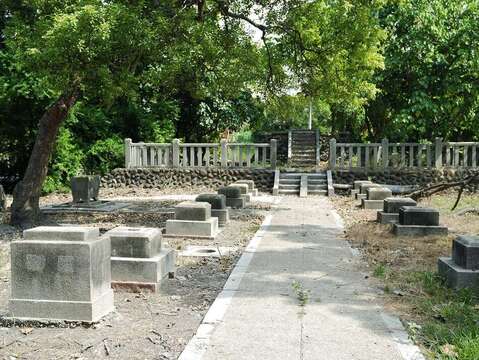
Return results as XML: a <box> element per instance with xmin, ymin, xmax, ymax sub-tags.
<box><xmin>393</xmin><ymin>224</ymin><xmax>448</xmax><ymax>237</ymax></box>
<box><xmin>211</xmin><ymin>208</ymin><xmax>229</xmax><ymax>227</ymax></box>
<box><xmin>165</xmin><ymin>218</ymin><xmax>219</xmax><ymax>239</ymax></box>
<box><xmin>377</xmin><ymin>212</ymin><xmax>399</xmax><ymax>225</ymax></box>
<box><xmin>355</xmin><ymin>193</ymin><xmax>366</xmax><ymax>201</ymax></box>
<box><xmin>111</xmin><ymin>249</ymin><xmax>176</xmax><ymax>292</ymax></box>
<box><xmin>438</xmin><ymin>257</ymin><xmax>479</xmax><ymax>290</ymax></box>
<box><xmin>351</xmin><ymin>189</ymin><xmax>358</xmax><ymax>198</ymax></box>
<box><xmin>225</xmin><ymin>198</ymin><xmax>245</xmax><ymax>209</ymax></box>
<box><xmin>9</xmin><ymin>289</ymin><xmax>114</xmax><ymax>323</ymax></box>
<box><xmin>361</xmin><ymin>199</ymin><xmax>384</xmax><ymax>210</ymax></box>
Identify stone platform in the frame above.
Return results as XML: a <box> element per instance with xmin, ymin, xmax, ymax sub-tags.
<box><xmin>377</xmin><ymin>211</ymin><xmax>399</xmax><ymax>224</ymax></box>
<box><xmin>164</xmin><ymin>218</ymin><xmax>219</xmax><ymax>239</ymax></box>
<box><xmin>361</xmin><ymin>199</ymin><xmax>384</xmax><ymax>210</ymax></box>
<box><xmin>393</xmin><ymin>224</ymin><xmax>448</xmax><ymax>236</ymax></box>
<box><xmin>9</xmin><ymin>226</ymin><xmax>114</xmax><ymax>322</ymax></box>
<box><xmin>438</xmin><ymin>257</ymin><xmax>479</xmax><ymax>290</ymax></box>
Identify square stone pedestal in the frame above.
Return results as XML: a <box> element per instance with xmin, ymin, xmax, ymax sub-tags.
<box><xmin>226</xmin><ymin>197</ymin><xmax>245</xmax><ymax>209</ymax></box>
<box><xmin>9</xmin><ymin>226</ymin><xmax>114</xmax><ymax>322</ymax></box>
<box><xmin>361</xmin><ymin>199</ymin><xmax>384</xmax><ymax>210</ymax></box>
<box><xmin>111</xmin><ymin>249</ymin><xmax>176</xmax><ymax>292</ymax></box>
<box><xmin>438</xmin><ymin>257</ymin><xmax>479</xmax><ymax>290</ymax></box>
<box><xmin>218</xmin><ymin>186</ymin><xmax>245</xmax><ymax>209</ymax></box>
<box><xmin>393</xmin><ymin>224</ymin><xmax>448</xmax><ymax>236</ymax></box>
<box><xmin>212</xmin><ymin>208</ymin><xmax>230</xmax><ymax>227</ymax></box>
<box><xmin>165</xmin><ymin>218</ymin><xmax>219</xmax><ymax>240</ymax></box>
<box><xmin>377</xmin><ymin>211</ymin><xmax>399</xmax><ymax>224</ymax></box>
<box><xmin>104</xmin><ymin>226</ymin><xmax>176</xmax><ymax>292</ymax></box>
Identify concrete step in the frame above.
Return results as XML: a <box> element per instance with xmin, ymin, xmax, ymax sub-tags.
<box><xmin>278</xmin><ymin>189</ymin><xmax>300</xmax><ymax>195</ymax></box>
<box><xmin>308</xmin><ymin>184</ymin><xmax>328</xmax><ymax>191</ymax></box>
<box><xmin>308</xmin><ymin>190</ymin><xmax>328</xmax><ymax>196</ymax></box>
<box><xmin>280</xmin><ymin>173</ymin><xmax>302</xmax><ymax>179</ymax></box>
<box><xmin>279</xmin><ymin>178</ymin><xmax>301</xmax><ymax>185</ymax></box>
<box><xmin>279</xmin><ymin>184</ymin><xmax>300</xmax><ymax>190</ymax></box>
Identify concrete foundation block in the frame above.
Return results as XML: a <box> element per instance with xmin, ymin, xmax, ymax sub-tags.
<box><xmin>243</xmin><ymin>194</ymin><xmax>251</xmax><ymax>203</ymax></box>
<box><xmin>383</xmin><ymin>197</ymin><xmax>417</xmax><ymax>213</ymax></box>
<box><xmin>71</xmin><ymin>175</ymin><xmax>100</xmax><ymax>204</ymax></box>
<box><xmin>9</xmin><ymin>227</ymin><xmax>113</xmax><ymax>322</ymax></box>
<box><xmin>175</xmin><ymin>201</ymin><xmax>211</xmax><ymax>221</ymax></box>
<box><xmin>230</xmin><ymin>184</ymin><xmax>249</xmax><ymax>195</ymax></box>
<box><xmin>218</xmin><ymin>186</ymin><xmax>242</xmax><ymax>199</ymax></box>
<box><xmin>225</xmin><ymin>197</ymin><xmax>245</xmax><ymax>209</ymax></box>
<box><xmin>351</xmin><ymin>189</ymin><xmax>358</xmax><ymax>198</ymax></box>
<box><xmin>361</xmin><ymin>199</ymin><xmax>384</xmax><ymax>210</ymax></box>
<box><xmin>377</xmin><ymin>211</ymin><xmax>399</xmax><ymax>224</ymax></box>
<box><xmin>111</xmin><ymin>249</ymin><xmax>176</xmax><ymax>292</ymax></box>
<box><xmin>366</xmin><ymin>187</ymin><xmax>392</xmax><ymax>201</ymax></box>
<box><xmin>104</xmin><ymin>227</ymin><xmax>162</xmax><ymax>258</ymax></box>
<box><xmin>251</xmin><ymin>189</ymin><xmax>258</xmax><ymax>196</ymax></box>
<box><xmin>195</xmin><ymin>194</ymin><xmax>226</xmax><ymax>209</ymax></box>
<box><xmin>23</xmin><ymin>226</ymin><xmax>99</xmax><ymax>241</ymax></box>
<box><xmin>452</xmin><ymin>236</ymin><xmax>479</xmax><ymax>270</ymax></box>
<box><xmin>438</xmin><ymin>257</ymin><xmax>479</xmax><ymax>290</ymax></box>
<box><xmin>211</xmin><ymin>208</ymin><xmax>229</xmax><ymax>227</ymax></box>
<box><xmin>165</xmin><ymin>218</ymin><xmax>219</xmax><ymax>239</ymax></box>
<box><xmin>354</xmin><ymin>180</ymin><xmax>372</xmax><ymax>191</ymax></box>
<box><xmin>393</xmin><ymin>224</ymin><xmax>448</xmax><ymax>237</ymax></box>
<box><xmin>359</xmin><ymin>183</ymin><xmax>381</xmax><ymax>194</ymax></box>
<box><xmin>355</xmin><ymin>193</ymin><xmax>367</xmax><ymax>201</ymax></box>
<box><xmin>399</xmin><ymin>207</ymin><xmax>439</xmax><ymax>226</ymax></box>
<box><xmin>234</xmin><ymin>180</ymin><xmax>255</xmax><ymax>192</ymax></box>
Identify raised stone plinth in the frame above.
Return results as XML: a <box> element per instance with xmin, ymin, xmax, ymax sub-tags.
<box><xmin>393</xmin><ymin>206</ymin><xmax>447</xmax><ymax>236</ymax></box>
<box><xmin>218</xmin><ymin>186</ymin><xmax>245</xmax><ymax>209</ymax></box>
<box><xmin>366</xmin><ymin>187</ymin><xmax>392</xmax><ymax>201</ymax></box>
<box><xmin>234</xmin><ymin>180</ymin><xmax>258</xmax><ymax>196</ymax></box>
<box><xmin>195</xmin><ymin>194</ymin><xmax>229</xmax><ymax>227</ymax></box>
<box><xmin>361</xmin><ymin>199</ymin><xmax>385</xmax><ymax>210</ymax></box>
<box><xmin>377</xmin><ymin>197</ymin><xmax>417</xmax><ymax>224</ymax></box>
<box><xmin>359</xmin><ymin>183</ymin><xmax>381</xmax><ymax>194</ymax></box>
<box><xmin>71</xmin><ymin>175</ymin><xmax>100</xmax><ymax>204</ymax></box>
<box><xmin>175</xmin><ymin>201</ymin><xmax>211</xmax><ymax>221</ymax></box>
<box><xmin>354</xmin><ymin>180</ymin><xmax>372</xmax><ymax>191</ymax></box>
<box><xmin>438</xmin><ymin>236</ymin><xmax>479</xmax><ymax>289</ymax></box>
<box><xmin>9</xmin><ymin>226</ymin><xmax>114</xmax><ymax>322</ymax></box>
<box><xmin>105</xmin><ymin>226</ymin><xmax>175</xmax><ymax>292</ymax></box>
<box><xmin>196</xmin><ymin>194</ymin><xmax>226</xmax><ymax>210</ymax></box>
<box><xmin>399</xmin><ymin>206</ymin><xmax>439</xmax><ymax>226</ymax></box>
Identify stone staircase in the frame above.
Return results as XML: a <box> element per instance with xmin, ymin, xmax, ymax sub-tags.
<box><xmin>289</xmin><ymin>130</ymin><xmax>318</xmax><ymax>167</ymax></box>
<box><xmin>276</xmin><ymin>171</ymin><xmax>331</xmax><ymax>196</ymax></box>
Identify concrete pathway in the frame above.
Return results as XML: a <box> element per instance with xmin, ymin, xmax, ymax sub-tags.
<box><xmin>180</xmin><ymin>197</ymin><xmax>424</xmax><ymax>360</ymax></box>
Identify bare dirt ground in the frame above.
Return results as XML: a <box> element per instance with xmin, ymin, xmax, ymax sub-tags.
<box><xmin>330</xmin><ymin>192</ymin><xmax>479</xmax><ymax>323</ymax></box>
<box><xmin>0</xmin><ymin>189</ymin><xmax>270</xmax><ymax>360</ymax></box>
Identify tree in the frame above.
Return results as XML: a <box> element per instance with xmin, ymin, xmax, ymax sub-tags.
<box><xmin>366</xmin><ymin>0</ymin><xmax>479</xmax><ymax>141</ymax></box>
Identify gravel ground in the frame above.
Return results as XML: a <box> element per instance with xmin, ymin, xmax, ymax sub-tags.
<box><xmin>0</xmin><ymin>190</ymin><xmax>270</xmax><ymax>360</ymax></box>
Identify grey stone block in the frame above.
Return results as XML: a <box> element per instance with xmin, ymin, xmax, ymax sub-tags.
<box><xmin>211</xmin><ymin>208</ymin><xmax>230</xmax><ymax>227</ymax></box>
<box><xmin>175</xmin><ymin>201</ymin><xmax>211</xmax><ymax>221</ymax></box>
<box><xmin>111</xmin><ymin>249</ymin><xmax>176</xmax><ymax>291</ymax></box>
<box><xmin>393</xmin><ymin>224</ymin><xmax>448</xmax><ymax>236</ymax></box>
<box><xmin>226</xmin><ymin>197</ymin><xmax>245</xmax><ymax>209</ymax></box>
<box><xmin>243</xmin><ymin>194</ymin><xmax>251</xmax><ymax>203</ymax></box>
<box><xmin>366</xmin><ymin>187</ymin><xmax>392</xmax><ymax>201</ymax></box>
<box><xmin>353</xmin><ymin>180</ymin><xmax>371</xmax><ymax>191</ymax></box>
<box><xmin>234</xmin><ymin>180</ymin><xmax>255</xmax><ymax>192</ymax></box>
<box><xmin>351</xmin><ymin>189</ymin><xmax>358</xmax><ymax>198</ymax></box>
<box><xmin>23</xmin><ymin>226</ymin><xmax>99</xmax><ymax>242</ymax></box>
<box><xmin>104</xmin><ymin>227</ymin><xmax>162</xmax><ymax>258</ymax></box>
<box><xmin>438</xmin><ymin>257</ymin><xmax>479</xmax><ymax>290</ymax></box>
<box><xmin>9</xmin><ymin>229</ymin><xmax>113</xmax><ymax>322</ymax></box>
<box><xmin>361</xmin><ymin>199</ymin><xmax>385</xmax><ymax>210</ymax></box>
<box><xmin>452</xmin><ymin>236</ymin><xmax>479</xmax><ymax>270</ymax></box>
<box><xmin>165</xmin><ymin>218</ymin><xmax>219</xmax><ymax>239</ymax></box>
<box><xmin>377</xmin><ymin>211</ymin><xmax>399</xmax><ymax>224</ymax></box>
<box><xmin>383</xmin><ymin>197</ymin><xmax>417</xmax><ymax>213</ymax></box>
<box><xmin>355</xmin><ymin>193</ymin><xmax>367</xmax><ymax>201</ymax></box>
<box><xmin>359</xmin><ymin>183</ymin><xmax>381</xmax><ymax>194</ymax></box>
<box><xmin>399</xmin><ymin>206</ymin><xmax>439</xmax><ymax>226</ymax></box>
<box><xmin>218</xmin><ymin>186</ymin><xmax>242</xmax><ymax>199</ymax></box>
<box><xmin>71</xmin><ymin>175</ymin><xmax>100</xmax><ymax>204</ymax></box>
<box><xmin>251</xmin><ymin>189</ymin><xmax>258</xmax><ymax>196</ymax></box>
<box><xmin>230</xmin><ymin>184</ymin><xmax>249</xmax><ymax>195</ymax></box>
<box><xmin>196</xmin><ymin>194</ymin><xmax>226</xmax><ymax>209</ymax></box>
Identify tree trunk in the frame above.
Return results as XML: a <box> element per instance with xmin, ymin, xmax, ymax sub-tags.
<box><xmin>10</xmin><ymin>89</ymin><xmax>78</xmax><ymax>228</ymax></box>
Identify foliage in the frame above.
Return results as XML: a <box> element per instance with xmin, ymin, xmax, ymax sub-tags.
<box><xmin>366</xmin><ymin>0</ymin><xmax>479</xmax><ymax>141</ymax></box>
<box><xmin>85</xmin><ymin>136</ymin><xmax>124</xmax><ymax>175</ymax></box>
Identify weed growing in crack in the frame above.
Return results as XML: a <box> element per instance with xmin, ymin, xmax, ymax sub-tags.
<box><xmin>292</xmin><ymin>281</ymin><xmax>310</xmax><ymax>307</ymax></box>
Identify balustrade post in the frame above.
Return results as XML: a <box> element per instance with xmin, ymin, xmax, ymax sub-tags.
<box><xmin>382</xmin><ymin>138</ymin><xmax>389</xmax><ymax>169</ymax></box>
<box><xmin>270</xmin><ymin>139</ymin><xmax>277</xmax><ymax>169</ymax></box>
<box><xmin>220</xmin><ymin>139</ymin><xmax>228</xmax><ymax>167</ymax></box>
<box><xmin>172</xmin><ymin>139</ymin><xmax>180</xmax><ymax>167</ymax></box>
<box><xmin>125</xmin><ymin>138</ymin><xmax>132</xmax><ymax>168</ymax></box>
<box><xmin>287</xmin><ymin>131</ymin><xmax>292</xmax><ymax>161</ymax></box>
<box><xmin>435</xmin><ymin>137</ymin><xmax>443</xmax><ymax>169</ymax></box>
<box><xmin>329</xmin><ymin>138</ymin><xmax>337</xmax><ymax>169</ymax></box>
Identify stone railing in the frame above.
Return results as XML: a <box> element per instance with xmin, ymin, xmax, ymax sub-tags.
<box><xmin>329</xmin><ymin>138</ymin><xmax>479</xmax><ymax>171</ymax></box>
<box><xmin>125</xmin><ymin>139</ymin><xmax>277</xmax><ymax>169</ymax></box>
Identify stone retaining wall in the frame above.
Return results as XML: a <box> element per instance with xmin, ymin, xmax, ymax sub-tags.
<box><xmin>101</xmin><ymin>168</ymin><xmax>275</xmax><ymax>192</ymax></box>
<box><xmin>333</xmin><ymin>168</ymin><xmax>479</xmax><ymax>192</ymax></box>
